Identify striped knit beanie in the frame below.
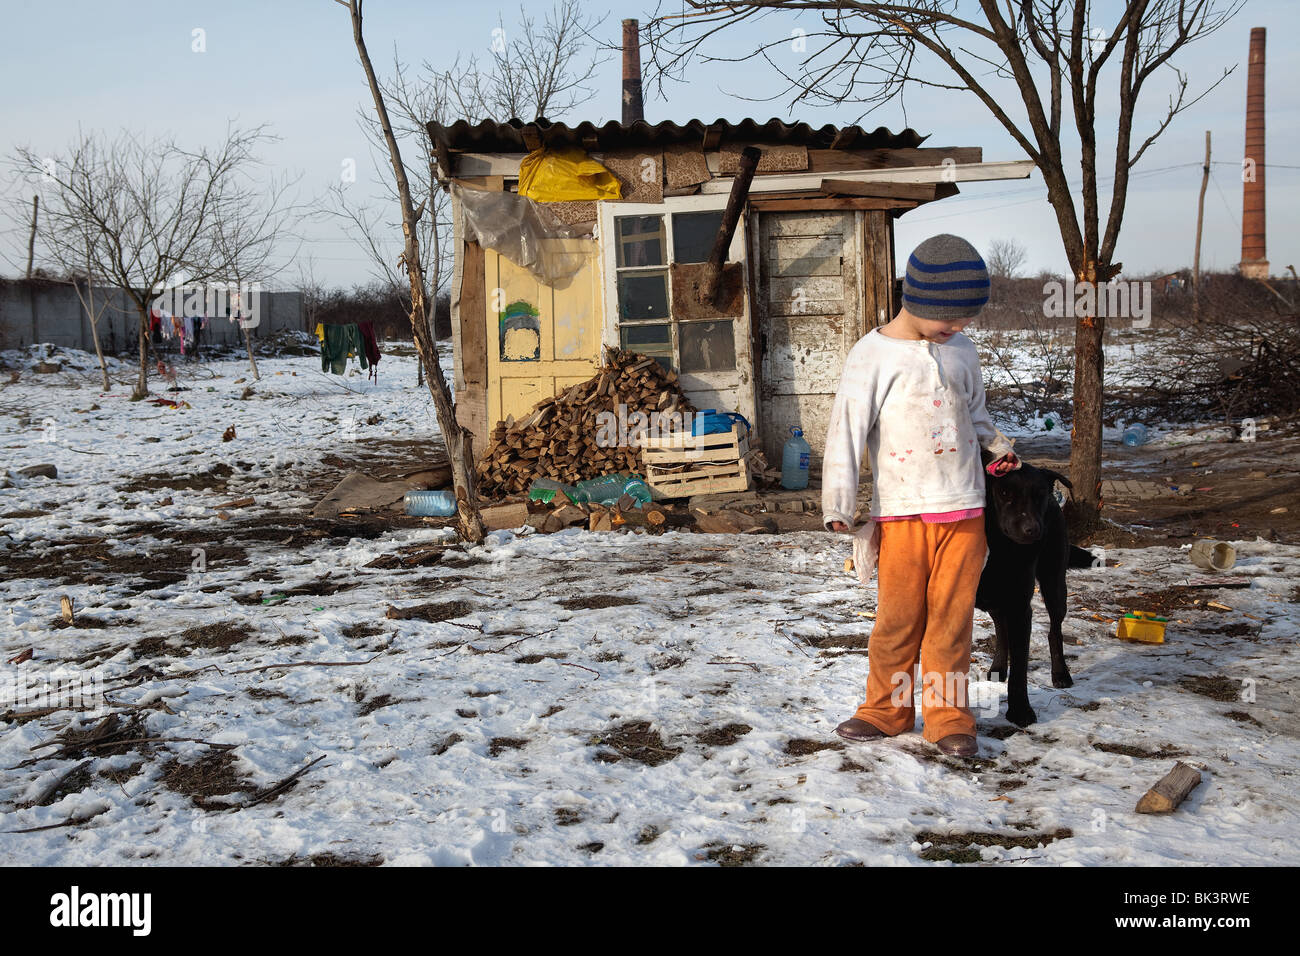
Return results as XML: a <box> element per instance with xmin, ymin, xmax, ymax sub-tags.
<box><xmin>901</xmin><ymin>234</ymin><xmax>990</xmax><ymax>320</ymax></box>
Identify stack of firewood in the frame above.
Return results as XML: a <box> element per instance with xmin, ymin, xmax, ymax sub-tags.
<box><xmin>475</xmin><ymin>349</ymin><xmax>694</xmax><ymax>498</ymax></box>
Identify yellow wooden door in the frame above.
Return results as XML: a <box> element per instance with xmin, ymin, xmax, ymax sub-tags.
<box><xmin>486</xmin><ymin>238</ymin><xmax>602</xmax><ymax>428</ymax></box>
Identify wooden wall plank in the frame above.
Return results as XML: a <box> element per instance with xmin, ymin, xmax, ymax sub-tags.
<box><xmin>457</xmin><ymin>240</ymin><xmax>489</xmax><ymax>454</ymax></box>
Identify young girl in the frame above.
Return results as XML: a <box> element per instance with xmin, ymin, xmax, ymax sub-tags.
<box><xmin>822</xmin><ymin>234</ymin><xmax>1017</xmax><ymax>758</ymax></box>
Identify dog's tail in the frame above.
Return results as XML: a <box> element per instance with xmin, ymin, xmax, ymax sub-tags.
<box><xmin>1068</xmin><ymin>545</ymin><xmax>1097</xmax><ymax>568</ymax></box>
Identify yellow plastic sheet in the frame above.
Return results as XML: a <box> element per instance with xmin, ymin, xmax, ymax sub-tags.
<box><xmin>517</xmin><ymin>147</ymin><xmax>621</xmax><ymax>202</ymax></box>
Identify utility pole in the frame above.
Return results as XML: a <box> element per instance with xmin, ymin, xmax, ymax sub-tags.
<box><xmin>1193</xmin><ymin>131</ymin><xmax>1210</xmax><ymax>322</ymax></box>
<box><xmin>25</xmin><ymin>195</ymin><xmax>38</xmax><ymax>279</ymax></box>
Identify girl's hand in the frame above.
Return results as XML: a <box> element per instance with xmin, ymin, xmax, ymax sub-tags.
<box><xmin>829</xmin><ymin>521</ymin><xmax>852</xmax><ymax>533</ymax></box>
<box><xmin>986</xmin><ymin>452</ymin><xmax>1020</xmax><ymax>477</ymax></box>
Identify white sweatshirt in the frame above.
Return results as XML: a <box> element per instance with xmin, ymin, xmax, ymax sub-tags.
<box><xmin>822</xmin><ymin>328</ymin><xmax>1013</xmax><ymax>531</ymax></box>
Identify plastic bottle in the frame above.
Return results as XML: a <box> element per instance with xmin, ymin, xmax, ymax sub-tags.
<box><xmin>781</xmin><ymin>426</ymin><xmax>811</xmax><ymax>490</ymax></box>
<box><xmin>404</xmin><ymin>489</ymin><xmax>457</xmax><ymax>516</ymax></box>
<box><xmin>1042</xmin><ymin>414</ymin><xmax>1056</xmax><ymax>431</ymax></box>
<box><xmin>573</xmin><ymin>473</ymin><xmax>652</xmax><ymax>507</ymax></box>
<box><xmin>1122</xmin><ymin>423</ymin><xmax>1148</xmax><ymax>447</ymax></box>
<box><xmin>527</xmin><ymin>477</ymin><xmax>578</xmax><ymax>504</ymax></box>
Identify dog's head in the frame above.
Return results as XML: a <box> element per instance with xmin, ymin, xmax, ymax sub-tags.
<box><xmin>985</xmin><ymin>461</ymin><xmax>1071</xmax><ymax>545</ymax></box>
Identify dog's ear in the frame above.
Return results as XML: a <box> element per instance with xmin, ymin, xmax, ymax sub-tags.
<box><xmin>1043</xmin><ymin>469</ymin><xmax>1073</xmax><ymax>492</ymax></box>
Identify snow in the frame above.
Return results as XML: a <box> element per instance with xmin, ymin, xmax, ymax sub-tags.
<box><xmin>1</xmin><ymin>345</ymin><xmax>1298</xmax><ymax>866</ymax></box>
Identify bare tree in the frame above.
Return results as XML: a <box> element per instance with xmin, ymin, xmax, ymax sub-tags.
<box><xmin>454</xmin><ymin>3</ymin><xmax>607</xmax><ymax>122</ymax></box>
<box><xmin>326</xmin><ymin>1</ymin><xmax>606</xmax><ymax>387</ymax></box>
<box><xmin>648</xmin><ymin>0</ymin><xmax>1242</xmax><ymax>534</ymax></box>
<box><xmin>208</xmin><ymin>168</ymin><xmax>302</xmax><ymax>381</ymax></box>
<box><xmin>337</xmin><ymin>0</ymin><xmax>487</xmax><ymax>543</ymax></box>
<box><xmin>987</xmin><ymin>237</ymin><xmax>1029</xmax><ymax>279</ymax></box>
<box><xmin>68</xmin><ymin>260</ymin><xmax>112</xmax><ymax>391</ymax></box>
<box><xmin>14</xmin><ymin>126</ymin><xmax>283</xmax><ymax>399</ymax></box>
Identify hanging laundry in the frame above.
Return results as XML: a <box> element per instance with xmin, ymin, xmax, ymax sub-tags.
<box><xmin>356</xmin><ymin>321</ymin><xmax>381</xmax><ymax>381</ymax></box>
<box><xmin>320</xmin><ymin>322</ymin><xmax>368</xmax><ymax>376</ymax></box>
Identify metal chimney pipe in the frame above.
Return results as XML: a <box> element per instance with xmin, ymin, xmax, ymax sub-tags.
<box><xmin>622</xmin><ymin>19</ymin><xmax>644</xmax><ymax>125</ymax></box>
<box><xmin>1240</xmin><ymin>26</ymin><xmax>1268</xmax><ymax>278</ymax></box>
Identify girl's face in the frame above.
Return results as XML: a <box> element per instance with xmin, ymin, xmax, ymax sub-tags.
<box><xmin>893</xmin><ymin>309</ymin><xmax>972</xmax><ymax>343</ymax></box>
<box><xmin>915</xmin><ymin>317</ymin><xmax>971</xmax><ymax>343</ymax></box>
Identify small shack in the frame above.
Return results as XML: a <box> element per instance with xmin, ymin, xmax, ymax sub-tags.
<box><xmin>430</xmin><ymin>116</ymin><xmax>1031</xmax><ymax>474</ymax></box>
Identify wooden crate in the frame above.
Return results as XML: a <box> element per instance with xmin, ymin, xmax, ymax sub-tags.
<box><xmin>642</xmin><ymin>425</ymin><xmax>751</xmax><ymax>499</ymax></box>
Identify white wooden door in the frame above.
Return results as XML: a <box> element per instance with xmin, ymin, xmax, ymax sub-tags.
<box><xmin>756</xmin><ymin>210</ymin><xmax>861</xmax><ymax>465</ymax></box>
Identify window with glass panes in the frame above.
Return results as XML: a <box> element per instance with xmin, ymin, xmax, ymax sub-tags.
<box><xmin>614</xmin><ymin>210</ymin><xmax>738</xmax><ymax>374</ymax></box>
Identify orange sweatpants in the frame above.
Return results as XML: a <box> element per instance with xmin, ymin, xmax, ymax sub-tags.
<box><xmin>852</xmin><ymin>515</ymin><xmax>986</xmax><ymax>742</ymax></box>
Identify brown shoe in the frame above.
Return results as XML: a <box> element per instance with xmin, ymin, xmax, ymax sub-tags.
<box><xmin>835</xmin><ymin>718</ymin><xmax>887</xmax><ymax>742</ymax></box>
<box><xmin>935</xmin><ymin>734</ymin><xmax>978</xmax><ymax>757</ymax></box>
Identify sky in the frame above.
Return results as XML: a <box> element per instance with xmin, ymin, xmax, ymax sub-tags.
<box><xmin>1</xmin><ymin>0</ymin><xmax>1296</xmax><ymax>289</ymax></box>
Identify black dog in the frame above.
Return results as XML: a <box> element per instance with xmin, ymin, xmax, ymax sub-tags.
<box><xmin>976</xmin><ymin>461</ymin><xmax>1094</xmax><ymax>727</ymax></box>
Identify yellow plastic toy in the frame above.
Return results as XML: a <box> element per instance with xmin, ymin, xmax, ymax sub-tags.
<box><xmin>1116</xmin><ymin>611</ymin><xmax>1168</xmax><ymax>644</ymax></box>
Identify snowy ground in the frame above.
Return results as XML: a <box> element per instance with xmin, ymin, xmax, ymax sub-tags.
<box><xmin>2</xmin><ymin>346</ymin><xmax>1298</xmax><ymax>866</ymax></box>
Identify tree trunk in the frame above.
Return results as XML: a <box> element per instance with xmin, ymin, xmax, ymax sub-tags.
<box><xmin>25</xmin><ymin>196</ymin><xmax>38</xmax><ymax>280</ymax></box>
<box><xmin>346</xmin><ymin>0</ymin><xmax>485</xmax><ymax>544</ymax></box>
<box><xmin>133</xmin><ymin>306</ymin><xmax>150</xmax><ymax>400</ymax></box>
<box><xmin>85</xmin><ymin>285</ymin><xmax>110</xmax><ymax>392</ymax></box>
<box><xmin>1068</xmin><ymin>261</ymin><xmax>1106</xmax><ymax>537</ymax></box>
<box><xmin>242</xmin><ymin>321</ymin><xmax>261</xmax><ymax>380</ymax></box>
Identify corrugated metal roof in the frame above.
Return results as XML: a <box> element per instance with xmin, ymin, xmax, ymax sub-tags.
<box><xmin>428</xmin><ymin>117</ymin><xmax>928</xmax><ymax>154</ymax></box>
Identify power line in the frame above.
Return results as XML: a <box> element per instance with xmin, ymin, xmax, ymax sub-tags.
<box><xmin>904</xmin><ymin>170</ymin><xmax>1208</xmax><ymax>225</ymax></box>
<box><xmin>1212</xmin><ymin>161</ymin><xmax>1300</xmax><ymax>170</ymax></box>
<box><xmin>1209</xmin><ymin>170</ymin><xmax>1241</xmax><ymax>233</ymax></box>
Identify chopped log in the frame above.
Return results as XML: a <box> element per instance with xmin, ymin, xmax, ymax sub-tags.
<box><xmin>480</xmin><ymin>502</ymin><xmax>531</xmax><ymax>531</ymax></box>
<box><xmin>692</xmin><ymin>508</ymin><xmax>776</xmax><ymax>534</ymax></box>
<box><xmin>551</xmin><ymin>504</ymin><xmax>588</xmax><ymax>527</ymax></box>
<box><xmin>1135</xmin><ymin>761</ymin><xmax>1203</xmax><ymax>814</ymax></box>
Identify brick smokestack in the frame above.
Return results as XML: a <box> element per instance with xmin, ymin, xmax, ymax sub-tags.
<box><xmin>622</xmin><ymin>19</ymin><xmax>644</xmax><ymax>125</ymax></box>
<box><xmin>1240</xmin><ymin>26</ymin><xmax>1268</xmax><ymax>278</ymax></box>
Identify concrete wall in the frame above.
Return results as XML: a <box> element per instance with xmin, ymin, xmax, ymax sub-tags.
<box><xmin>0</xmin><ymin>281</ymin><xmax>304</xmax><ymax>353</ymax></box>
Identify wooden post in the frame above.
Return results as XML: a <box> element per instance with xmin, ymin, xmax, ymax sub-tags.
<box><xmin>25</xmin><ymin>195</ymin><xmax>38</xmax><ymax>279</ymax></box>
<box><xmin>698</xmin><ymin>146</ymin><xmax>761</xmax><ymax>306</ymax></box>
<box><xmin>1193</xmin><ymin>131</ymin><xmax>1210</xmax><ymax>323</ymax></box>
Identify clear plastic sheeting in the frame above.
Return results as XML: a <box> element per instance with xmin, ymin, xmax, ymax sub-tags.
<box><xmin>455</xmin><ymin>185</ymin><xmax>594</xmax><ymax>286</ymax></box>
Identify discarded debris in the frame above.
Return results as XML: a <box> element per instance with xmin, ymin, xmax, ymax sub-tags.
<box><xmin>312</xmin><ymin>469</ymin><xmax>451</xmax><ymax>519</ymax></box>
<box><xmin>1116</xmin><ymin>611</ymin><xmax>1167</xmax><ymax>644</ymax></box>
<box><xmin>216</xmin><ymin>496</ymin><xmax>256</xmax><ymax>510</ymax></box>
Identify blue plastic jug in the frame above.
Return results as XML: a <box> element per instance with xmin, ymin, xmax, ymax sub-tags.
<box><xmin>781</xmin><ymin>426</ymin><xmax>811</xmax><ymax>490</ymax></box>
<box><xmin>1122</xmin><ymin>423</ymin><xmax>1148</xmax><ymax>447</ymax></box>
<box><xmin>404</xmin><ymin>489</ymin><xmax>457</xmax><ymax>516</ymax></box>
